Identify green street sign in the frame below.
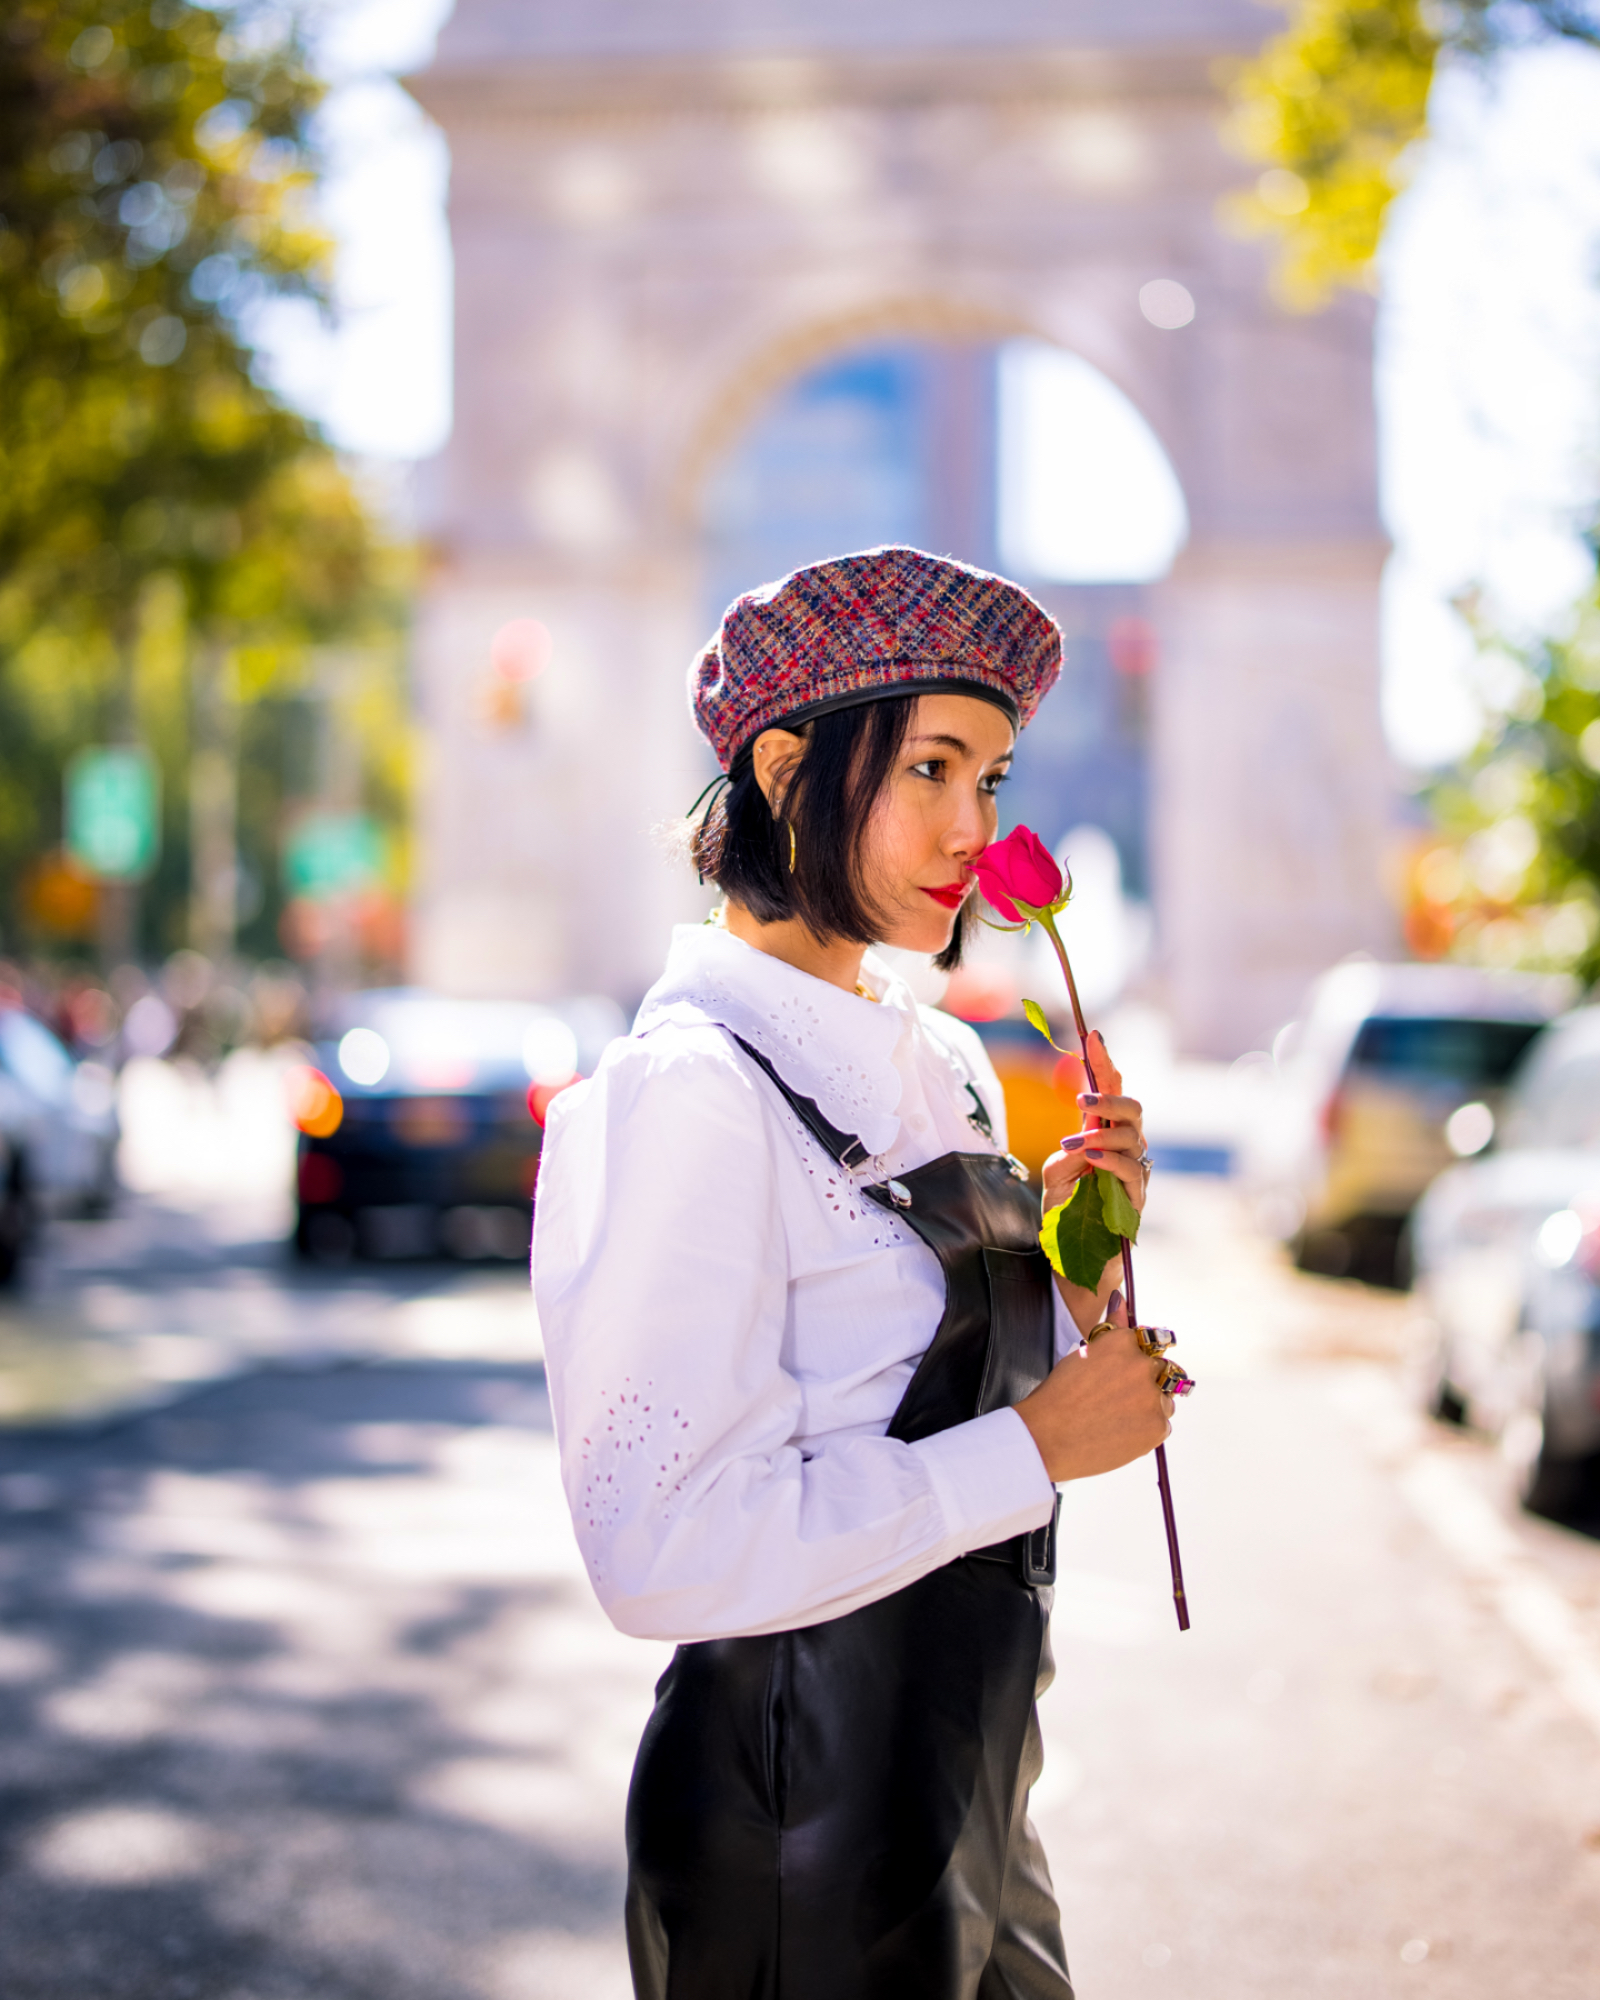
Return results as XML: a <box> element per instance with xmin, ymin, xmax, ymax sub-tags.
<box><xmin>283</xmin><ymin>812</ymin><xmax>383</xmax><ymax>903</ymax></box>
<box><xmin>64</xmin><ymin>746</ymin><xmax>160</xmax><ymax>882</ymax></box>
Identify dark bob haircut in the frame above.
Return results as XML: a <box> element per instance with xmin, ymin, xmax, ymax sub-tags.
<box><xmin>690</xmin><ymin>694</ymin><xmax>973</xmax><ymax>972</ymax></box>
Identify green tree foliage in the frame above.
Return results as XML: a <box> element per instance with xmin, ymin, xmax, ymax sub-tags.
<box><xmin>0</xmin><ymin>0</ymin><xmax>407</xmax><ymax>964</ymax></box>
<box><xmin>1229</xmin><ymin>0</ymin><xmax>1600</xmax><ymax>988</ymax></box>
<box><xmin>1414</xmin><ymin>575</ymin><xmax>1600</xmax><ymax>978</ymax></box>
<box><xmin>1225</xmin><ymin>0</ymin><xmax>1600</xmax><ymax>308</ymax></box>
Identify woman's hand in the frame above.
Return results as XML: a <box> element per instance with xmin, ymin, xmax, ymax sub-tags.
<box><xmin>1039</xmin><ymin>1030</ymin><xmax>1149</xmax><ymax>1333</ymax></box>
<box><xmin>1012</xmin><ymin>1291</ymin><xmax>1172</xmax><ymax>1484</ymax></box>
<box><xmin>1040</xmin><ymin>1028</ymin><xmax>1148</xmax><ymax>1217</ymax></box>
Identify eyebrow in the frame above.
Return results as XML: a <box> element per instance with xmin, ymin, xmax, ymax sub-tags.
<box><xmin>907</xmin><ymin>733</ymin><xmax>1014</xmax><ymax>763</ymax></box>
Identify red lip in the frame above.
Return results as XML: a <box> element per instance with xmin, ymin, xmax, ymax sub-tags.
<box><xmin>921</xmin><ymin>882</ymin><xmax>970</xmax><ymax>910</ymax></box>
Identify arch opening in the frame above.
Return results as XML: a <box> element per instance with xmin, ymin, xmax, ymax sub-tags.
<box><xmin>995</xmin><ymin>340</ymin><xmax>1189</xmax><ymax>585</ymax></box>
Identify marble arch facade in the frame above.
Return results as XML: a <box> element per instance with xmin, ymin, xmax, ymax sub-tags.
<box><xmin>408</xmin><ymin>2</ymin><xmax>1395</xmax><ymax>1054</ymax></box>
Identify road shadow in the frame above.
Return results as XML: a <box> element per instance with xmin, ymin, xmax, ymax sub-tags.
<box><xmin>0</xmin><ymin>1361</ymin><xmax>641</xmax><ymax>2000</ymax></box>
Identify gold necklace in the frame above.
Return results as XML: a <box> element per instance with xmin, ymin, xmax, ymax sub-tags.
<box><xmin>854</xmin><ymin>981</ymin><xmax>879</xmax><ymax>1003</ymax></box>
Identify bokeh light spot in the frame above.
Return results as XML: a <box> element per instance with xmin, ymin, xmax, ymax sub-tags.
<box><xmin>1138</xmin><ymin>278</ymin><xmax>1196</xmax><ymax>330</ymax></box>
<box><xmin>491</xmin><ymin>618</ymin><xmax>553</xmax><ymax>684</ymax></box>
<box><xmin>339</xmin><ymin>1027</ymin><xmax>391</xmax><ymax>1086</ymax></box>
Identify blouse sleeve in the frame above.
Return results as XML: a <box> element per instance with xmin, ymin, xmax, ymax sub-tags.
<box><xmin>531</xmin><ymin>1026</ymin><xmax>1055</xmax><ymax>1642</ymax></box>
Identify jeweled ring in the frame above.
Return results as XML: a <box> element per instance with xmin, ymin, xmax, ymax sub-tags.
<box><xmin>1137</xmin><ymin>1152</ymin><xmax>1153</xmax><ymax>1178</ymax></box>
<box><xmin>1157</xmin><ymin>1360</ymin><xmax>1195</xmax><ymax>1399</ymax></box>
<box><xmin>1135</xmin><ymin>1325</ymin><xmax>1177</xmax><ymax>1356</ymax></box>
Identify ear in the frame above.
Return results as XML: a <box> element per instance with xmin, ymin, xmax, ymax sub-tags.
<box><xmin>749</xmin><ymin>728</ymin><xmax>807</xmax><ymax>812</ymax></box>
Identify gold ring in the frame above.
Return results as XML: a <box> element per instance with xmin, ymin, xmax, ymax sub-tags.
<box><xmin>1134</xmin><ymin>1325</ymin><xmax>1177</xmax><ymax>1357</ymax></box>
<box><xmin>1085</xmin><ymin>1319</ymin><xmax>1119</xmax><ymax>1343</ymax></box>
<box><xmin>1157</xmin><ymin>1359</ymin><xmax>1195</xmax><ymax>1400</ymax></box>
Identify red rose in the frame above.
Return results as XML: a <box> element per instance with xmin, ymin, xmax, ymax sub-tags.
<box><xmin>972</xmin><ymin>826</ymin><xmax>1066</xmax><ymax>922</ymax></box>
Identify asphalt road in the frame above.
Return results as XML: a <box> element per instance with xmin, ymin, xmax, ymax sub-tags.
<box><xmin>2</xmin><ymin>1061</ymin><xmax>1599</xmax><ymax>1998</ymax></box>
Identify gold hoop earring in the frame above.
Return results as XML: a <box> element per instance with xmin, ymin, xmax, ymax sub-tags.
<box><xmin>786</xmin><ymin>820</ymin><xmax>798</xmax><ymax>874</ymax></box>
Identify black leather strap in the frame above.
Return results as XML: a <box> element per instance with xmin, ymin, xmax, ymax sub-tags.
<box><xmin>729</xmin><ymin>1033</ymin><xmax>871</xmax><ymax>1171</ymax></box>
<box><xmin>972</xmin><ymin>1495</ymin><xmax>1060</xmax><ymax>1587</ymax></box>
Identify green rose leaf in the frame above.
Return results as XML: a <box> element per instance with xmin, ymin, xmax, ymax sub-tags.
<box><xmin>1022</xmin><ymin>998</ymin><xmax>1066</xmax><ymax>1051</ymax></box>
<box><xmin>1040</xmin><ymin>1167</ymin><xmax>1133</xmax><ymax>1290</ymax></box>
<box><xmin>1099</xmin><ymin>1166</ymin><xmax>1142</xmax><ymax>1243</ymax></box>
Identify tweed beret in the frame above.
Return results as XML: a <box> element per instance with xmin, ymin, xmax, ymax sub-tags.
<box><xmin>690</xmin><ymin>545</ymin><xmax>1062</xmax><ymax>772</ymax></box>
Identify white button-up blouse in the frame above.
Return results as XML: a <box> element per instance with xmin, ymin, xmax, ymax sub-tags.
<box><xmin>532</xmin><ymin>922</ymin><xmax>1070</xmax><ymax>1643</ymax></box>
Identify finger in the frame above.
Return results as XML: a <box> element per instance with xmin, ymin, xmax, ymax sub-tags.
<box><xmin>1084</xmin><ymin>1031</ymin><xmax>1123</xmax><ymax>1100</ymax></box>
<box><xmin>1040</xmin><ymin>1151</ymin><xmax>1093</xmax><ymax>1204</ymax></box>
<box><xmin>1075</xmin><ymin>1123</ymin><xmax>1141</xmax><ymax>1157</ymax></box>
<box><xmin>1106</xmin><ymin>1287</ymin><xmax>1127</xmax><ymax>1326</ymax></box>
<box><xmin>1076</xmin><ymin>1091</ymin><xmax>1142</xmax><ymax>1130</ymax></box>
<box><xmin>1161</xmin><ymin>1395</ymin><xmax>1175</xmax><ymax>1420</ymax></box>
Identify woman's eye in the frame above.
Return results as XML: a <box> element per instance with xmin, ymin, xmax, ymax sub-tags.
<box><xmin>980</xmin><ymin>770</ymin><xmax>1010</xmax><ymax>795</ymax></box>
<box><xmin>910</xmin><ymin>759</ymin><xmax>943</xmax><ymax>780</ymax></box>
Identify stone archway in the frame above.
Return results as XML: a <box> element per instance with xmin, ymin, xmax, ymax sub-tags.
<box><xmin>408</xmin><ymin>2</ymin><xmax>1393</xmax><ymax>1051</ymax></box>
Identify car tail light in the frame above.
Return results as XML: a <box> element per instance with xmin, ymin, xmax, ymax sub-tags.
<box><xmin>288</xmin><ymin>1065</ymin><xmax>344</xmax><ymax>1138</ymax></box>
<box><xmin>298</xmin><ymin>1152</ymin><xmax>344</xmax><ymax>1204</ymax></box>
<box><xmin>527</xmin><ymin>1077</ymin><xmax>580</xmax><ymax>1127</ymax></box>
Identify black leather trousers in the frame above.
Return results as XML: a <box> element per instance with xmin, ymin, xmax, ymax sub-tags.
<box><xmin>624</xmin><ymin>1559</ymin><xmax>1072</xmax><ymax>1999</ymax></box>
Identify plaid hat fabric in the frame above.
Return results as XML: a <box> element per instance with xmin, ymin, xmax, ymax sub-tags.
<box><xmin>690</xmin><ymin>546</ymin><xmax>1062</xmax><ymax>771</ymax></box>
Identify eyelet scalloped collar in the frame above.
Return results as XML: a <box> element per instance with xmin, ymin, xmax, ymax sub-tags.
<box><xmin>633</xmin><ymin>925</ymin><xmax>911</xmax><ymax>1158</ymax></box>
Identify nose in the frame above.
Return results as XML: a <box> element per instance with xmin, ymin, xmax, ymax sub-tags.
<box><xmin>944</xmin><ymin>786</ymin><xmax>990</xmax><ymax>861</ymax></box>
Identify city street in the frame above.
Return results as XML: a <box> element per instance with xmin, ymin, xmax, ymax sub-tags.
<box><xmin>1</xmin><ymin>1064</ymin><xmax>1599</xmax><ymax>1997</ymax></box>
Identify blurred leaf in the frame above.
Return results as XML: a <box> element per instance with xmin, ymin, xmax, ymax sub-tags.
<box><xmin>1414</xmin><ymin>562</ymin><xmax>1600</xmax><ymax>980</ymax></box>
<box><xmin>1223</xmin><ymin>0</ymin><xmax>1598</xmax><ymax>310</ymax></box>
<box><xmin>0</xmin><ymin>0</ymin><xmax>410</xmax><ymax>960</ymax></box>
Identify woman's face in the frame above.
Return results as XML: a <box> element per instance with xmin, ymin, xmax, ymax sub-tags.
<box><xmin>862</xmin><ymin>693</ymin><xmax>1016</xmax><ymax>955</ymax></box>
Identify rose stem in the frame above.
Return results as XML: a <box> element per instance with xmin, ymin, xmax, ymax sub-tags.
<box><xmin>1039</xmin><ymin>907</ymin><xmax>1190</xmax><ymax>1632</ymax></box>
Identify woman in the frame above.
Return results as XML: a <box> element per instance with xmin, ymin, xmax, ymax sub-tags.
<box><xmin>533</xmin><ymin>546</ymin><xmax>1174</xmax><ymax>2000</ymax></box>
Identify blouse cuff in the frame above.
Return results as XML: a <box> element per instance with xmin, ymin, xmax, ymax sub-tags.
<box><xmin>912</xmin><ymin>1406</ymin><xmax>1056</xmax><ymax>1556</ymax></box>
<box><xmin>1053</xmin><ymin>1281</ymin><xmax>1086</xmax><ymax>1361</ymax></box>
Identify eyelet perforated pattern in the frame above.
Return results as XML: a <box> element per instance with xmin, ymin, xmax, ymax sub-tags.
<box><xmin>776</xmin><ymin>1104</ymin><xmax>913</xmax><ymax>1252</ymax></box>
<box><xmin>577</xmin><ymin>1376</ymin><xmax>696</xmax><ymax>1577</ymax></box>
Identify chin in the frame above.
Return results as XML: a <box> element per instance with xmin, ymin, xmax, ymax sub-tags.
<box><xmin>880</xmin><ymin>907</ymin><xmax>959</xmax><ymax>957</ymax></box>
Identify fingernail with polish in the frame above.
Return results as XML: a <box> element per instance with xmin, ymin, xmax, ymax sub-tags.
<box><xmin>1108</xmin><ymin>1288</ymin><xmax>1123</xmax><ymax>1316</ymax></box>
<box><xmin>1061</xmin><ymin>1134</ymin><xmax>1086</xmax><ymax>1151</ymax></box>
<box><xmin>1078</xmin><ymin>1092</ymin><xmax>1103</xmax><ymax>1106</ymax></box>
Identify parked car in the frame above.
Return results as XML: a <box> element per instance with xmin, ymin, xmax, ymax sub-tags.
<box><xmin>290</xmin><ymin>988</ymin><xmax>625</xmax><ymax>1263</ymax></box>
<box><xmin>0</xmin><ymin>1124</ymin><xmax>22</xmax><ymax>1286</ymax></box>
<box><xmin>1411</xmin><ymin>1003</ymin><xmax>1600</xmax><ymax>1514</ymax></box>
<box><xmin>1238</xmin><ymin>959</ymin><xmax>1569</xmax><ymax>1283</ymax></box>
<box><xmin>0</xmin><ymin>1003</ymin><xmax>120</xmax><ymax>1282</ymax></box>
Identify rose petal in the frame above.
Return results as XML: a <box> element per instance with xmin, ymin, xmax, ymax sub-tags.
<box><xmin>973</xmin><ymin>825</ymin><xmax>1065</xmax><ymax>915</ymax></box>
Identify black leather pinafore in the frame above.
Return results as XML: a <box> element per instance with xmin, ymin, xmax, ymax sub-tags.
<box><xmin>624</xmin><ymin>1039</ymin><xmax>1074</xmax><ymax>2000</ymax></box>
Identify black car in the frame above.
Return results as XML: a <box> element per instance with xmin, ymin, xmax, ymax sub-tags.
<box><xmin>291</xmin><ymin>988</ymin><xmax>624</xmax><ymax>1263</ymax></box>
